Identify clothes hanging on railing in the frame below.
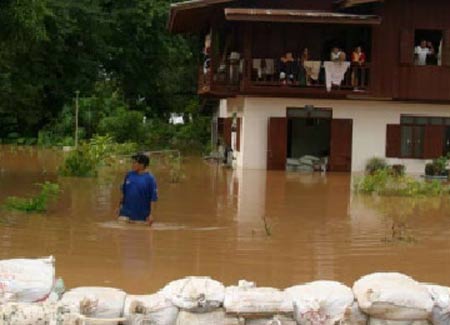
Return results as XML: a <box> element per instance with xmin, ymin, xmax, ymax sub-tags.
<box><xmin>324</xmin><ymin>61</ymin><xmax>351</xmax><ymax>92</ymax></box>
<box><xmin>303</xmin><ymin>61</ymin><xmax>322</xmax><ymax>81</ymax></box>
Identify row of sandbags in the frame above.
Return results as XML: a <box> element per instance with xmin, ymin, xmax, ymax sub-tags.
<box><xmin>1</xmin><ymin>257</ymin><xmax>450</xmax><ymax>324</ymax></box>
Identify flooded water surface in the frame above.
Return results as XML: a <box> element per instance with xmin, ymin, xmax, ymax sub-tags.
<box><xmin>1</xmin><ymin>146</ymin><xmax>450</xmax><ymax>293</ymax></box>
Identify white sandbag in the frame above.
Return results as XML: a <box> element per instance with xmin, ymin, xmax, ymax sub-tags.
<box><xmin>123</xmin><ymin>292</ymin><xmax>178</xmax><ymax>325</ymax></box>
<box><xmin>286</xmin><ymin>281</ymin><xmax>354</xmax><ymax>325</ymax></box>
<box><xmin>368</xmin><ymin>318</ymin><xmax>430</xmax><ymax>325</ymax></box>
<box><xmin>353</xmin><ymin>273</ymin><xmax>433</xmax><ymax>320</ymax></box>
<box><xmin>0</xmin><ymin>256</ymin><xmax>55</xmax><ymax>303</ymax></box>
<box><xmin>424</xmin><ymin>284</ymin><xmax>450</xmax><ymax>325</ymax></box>
<box><xmin>0</xmin><ymin>302</ymin><xmax>82</xmax><ymax>325</ymax></box>
<box><xmin>162</xmin><ymin>276</ymin><xmax>225</xmax><ymax>312</ymax></box>
<box><xmin>341</xmin><ymin>301</ymin><xmax>368</xmax><ymax>325</ymax></box>
<box><xmin>60</xmin><ymin>287</ymin><xmax>126</xmax><ymax>321</ymax></box>
<box><xmin>245</xmin><ymin>315</ymin><xmax>296</xmax><ymax>325</ymax></box>
<box><xmin>224</xmin><ymin>284</ymin><xmax>292</xmax><ymax>316</ymax></box>
<box><xmin>175</xmin><ymin>309</ymin><xmax>240</xmax><ymax>325</ymax></box>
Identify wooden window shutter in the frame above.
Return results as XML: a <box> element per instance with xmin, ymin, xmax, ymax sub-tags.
<box><xmin>386</xmin><ymin>124</ymin><xmax>401</xmax><ymax>158</ymax></box>
<box><xmin>400</xmin><ymin>29</ymin><xmax>414</xmax><ymax>65</ymax></box>
<box><xmin>442</xmin><ymin>30</ymin><xmax>450</xmax><ymax>67</ymax></box>
<box><xmin>423</xmin><ymin>125</ymin><xmax>445</xmax><ymax>159</ymax></box>
<box><xmin>236</xmin><ymin>118</ymin><xmax>241</xmax><ymax>152</ymax></box>
<box><xmin>223</xmin><ymin>118</ymin><xmax>232</xmax><ymax>148</ymax></box>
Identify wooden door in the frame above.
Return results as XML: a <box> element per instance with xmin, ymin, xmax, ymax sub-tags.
<box><xmin>220</xmin><ymin>118</ymin><xmax>232</xmax><ymax>148</ymax></box>
<box><xmin>267</xmin><ymin>117</ymin><xmax>287</xmax><ymax>170</ymax></box>
<box><xmin>329</xmin><ymin>119</ymin><xmax>353</xmax><ymax>172</ymax></box>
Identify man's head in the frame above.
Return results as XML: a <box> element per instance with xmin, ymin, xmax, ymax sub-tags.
<box><xmin>420</xmin><ymin>40</ymin><xmax>427</xmax><ymax>48</ymax></box>
<box><xmin>131</xmin><ymin>153</ymin><xmax>149</xmax><ymax>172</ymax></box>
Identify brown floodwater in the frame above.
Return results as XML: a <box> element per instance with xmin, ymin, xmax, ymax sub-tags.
<box><xmin>1</xmin><ymin>146</ymin><xmax>450</xmax><ymax>294</ymax></box>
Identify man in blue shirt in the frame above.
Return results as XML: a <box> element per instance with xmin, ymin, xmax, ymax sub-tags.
<box><xmin>118</xmin><ymin>153</ymin><xmax>158</xmax><ymax>226</ymax></box>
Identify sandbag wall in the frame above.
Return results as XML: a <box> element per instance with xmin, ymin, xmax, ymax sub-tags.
<box><xmin>1</xmin><ymin>257</ymin><xmax>450</xmax><ymax>324</ymax></box>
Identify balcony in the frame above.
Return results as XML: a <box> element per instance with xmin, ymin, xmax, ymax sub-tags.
<box><xmin>198</xmin><ymin>58</ymin><xmax>371</xmax><ymax>98</ymax></box>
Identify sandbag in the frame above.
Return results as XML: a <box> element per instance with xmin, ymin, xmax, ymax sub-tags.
<box><xmin>0</xmin><ymin>302</ymin><xmax>82</xmax><ymax>325</ymax></box>
<box><xmin>245</xmin><ymin>315</ymin><xmax>296</xmax><ymax>325</ymax></box>
<box><xmin>162</xmin><ymin>277</ymin><xmax>225</xmax><ymax>312</ymax></box>
<box><xmin>123</xmin><ymin>293</ymin><xmax>178</xmax><ymax>325</ymax></box>
<box><xmin>60</xmin><ymin>287</ymin><xmax>126</xmax><ymax>322</ymax></box>
<box><xmin>286</xmin><ymin>281</ymin><xmax>354</xmax><ymax>325</ymax></box>
<box><xmin>424</xmin><ymin>284</ymin><xmax>450</xmax><ymax>325</ymax></box>
<box><xmin>175</xmin><ymin>309</ymin><xmax>240</xmax><ymax>325</ymax></box>
<box><xmin>341</xmin><ymin>302</ymin><xmax>368</xmax><ymax>325</ymax></box>
<box><xmin>0</xmin><ymin>256</ymin><xmax>55</xmax><ymax>303</ymax></box>
<box><xmin>368</xmin><ymin>318</ymin><xmax>430</xmax><ymax>325</ymax></box>
<box><xmin>224</xmin><ymin>283</ymin><xmax>292</xmax><ymax>317</ymax></box>
<box><xmin>353</xmin><ymin>273</ymin><xmax>433</xmax><ymax>320</ymax></box>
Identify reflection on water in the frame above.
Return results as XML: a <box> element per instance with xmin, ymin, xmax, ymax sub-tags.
<box><xmin>1</xmin><ymin>146</ymin><xmax>450</xmax><ymax>293</ymax></box>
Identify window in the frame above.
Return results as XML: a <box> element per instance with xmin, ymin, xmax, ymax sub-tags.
<box><xmin>398</xmin><ymin>115</ymin><xmax>450</xmax><ymax>158</ymax></box>
<box><xmin>414</xmin><ymin>30</ymin><xmax>443</xmax><ymax>66</ymax></box>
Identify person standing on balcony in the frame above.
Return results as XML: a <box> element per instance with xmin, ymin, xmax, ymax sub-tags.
<box><xmin>351</xmin><ymin>46</ymin><xmax>366</xmax><ymax>90</ymax></box>
<box><xmin>278</xmin><ymin>52</ymin><xmax>296</xmax><ymax>85</ymax></box>
<box><xmin>297</xmin><ymin>48</ymin><xmax>309</xmax><ymax>86</ymax></box>
<box><xmin>331</xmin><ymin>47</ymin><xmax>345</xmax><ymax>62</ymax></box>
<box><xmin>414</xmin><ymin>40</ymin><xmax>434</xmax><ymax>66</ymax></box>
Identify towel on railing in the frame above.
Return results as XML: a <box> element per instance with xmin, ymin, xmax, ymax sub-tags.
<box><xmin>253</xmin><ymin>59</ymin><xmax>275</xmax><ymax>79</ymax></box>
<box><xmin>324</xmin><ymin>61</ymin><xmax>351</xmax><ymax>92</ymax></box>
<box><xmin>303</xmin><ymin>61</ymin><xmax>322</xmax><ymax>81</ymax></box>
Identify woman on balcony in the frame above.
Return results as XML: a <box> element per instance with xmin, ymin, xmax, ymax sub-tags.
<box><xmin>351</xmin><ymin>46</ymin><xmax>366</xmax><ymax>90</ymax></box>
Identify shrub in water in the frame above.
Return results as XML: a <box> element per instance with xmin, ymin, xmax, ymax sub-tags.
<box><xmin>4</xmin><ymin>182</ymin><xmax>60</xmax><ymax>213</ymax></box>
<box><xmin>365</xmin><ymin>157</ymin><xmax>388</xmax><ymax>175</ymax></box>
<box><xmin>425</xmin><ymin>155</ymin><xmax>449</xmax><ymax>176</ymax></box>
<box><xmin>354</xmin><ymin>169</ymin><xmax>450</xmax><ymax>197</ymax></box>
<box><xmin>59</xmin><ymin>135</ymin><xmax>138</xmax><ymax>177</ymax></box>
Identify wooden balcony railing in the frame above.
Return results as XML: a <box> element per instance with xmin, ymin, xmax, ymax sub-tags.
<box><xmin>197</xmin><ymin>58</ymin><xmax>371</xmax><ymax>95</ymax></box>
<box><xmin>251</xmin><ymin>59</ymin><xmax>370</xmax><ymax>91</ymax></box>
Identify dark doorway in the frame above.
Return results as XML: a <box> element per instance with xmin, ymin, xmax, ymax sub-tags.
<box><xmin>287</xmin><ymin>118</ymin><xmax>331</xmax><ymax>159</ymax></box>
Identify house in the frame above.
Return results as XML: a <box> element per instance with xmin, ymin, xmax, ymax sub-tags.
<box><xmin>168</xmin><ymin>0</ymin><xmax>450</xmax><ymax>172</ymax></box>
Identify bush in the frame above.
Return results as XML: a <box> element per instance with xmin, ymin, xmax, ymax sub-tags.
<box><xmin>425</xmin><ymin>156</ymin><xmax>449</xmax><ymax>176</ymax></box>
<box><xmin>354</xmin><ymin>169</ymin><xmax>450</xmax><ymax>197</ymax></box>
<box><xmin>4</xmin><ymin>182</ymin><xmax>60</xmax><ymax>213</ymax></box>
<box><xmin>98</xmin><ymin>109</ymin><xmax>145</xmax><ymax>143</ymax></box>
<box><xmin>59</xmin><ymin>135</ymin><xmax>138</xmax><ymax>177</ymax></box>
<box><xmin>390</xmin><ymin>164</ymin><xmax>406</xmax><ymax>176</ymax></box>
<box><xmin>365</xmin><ymin>157</ymin><xmax>388</xmax><ymax>175</ymax></box>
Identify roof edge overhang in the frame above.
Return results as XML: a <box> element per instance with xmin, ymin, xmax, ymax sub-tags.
<box><xmin>168</xmin><ymin>0</ymin><xmax>236</xmax><ymax>33</ymax></box>
<box><xmin>334</xmin><ymin>0</ymin><xmax>384</xmax><ymax>9</ymax></box>
<box><xmin>224</xmin><ymin>8</ymin><xmax>382</xmax><ymax>25</ymax></box>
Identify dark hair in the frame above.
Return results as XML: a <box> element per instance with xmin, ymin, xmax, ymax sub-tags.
<box><xmin>132</xmin><ymin>153</ymin><xmax>149</xmax><ymax>167</ymax></box>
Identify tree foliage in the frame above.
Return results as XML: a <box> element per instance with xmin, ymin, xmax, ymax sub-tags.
<box><xmin>0</xmin><ymin>0</ymin><xmax>200</xmax><ymax>138</ymax></box>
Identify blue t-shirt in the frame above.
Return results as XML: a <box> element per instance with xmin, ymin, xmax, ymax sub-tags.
<box><xmin>120</xmin><ymin>171</ymin><xmax>158</xmax><ymax>221</ymax></box>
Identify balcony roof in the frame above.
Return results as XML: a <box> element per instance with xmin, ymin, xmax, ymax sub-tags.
<box><xmin>335</xmin><ymin>0</ymin><xmax>383</xmax><ymax>8</ymax></box>
<box><xmin>224</xmin><ymin>8</ymin><xmax>381</xmax><ymax>25</ymax></box>
<box><xmin>168</xmin><ymin>0</ymin><xmax>236</xmax><ymax>33</ymax></box>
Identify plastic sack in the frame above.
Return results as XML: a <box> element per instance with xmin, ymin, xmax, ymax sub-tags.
<box><xmin>224</xmin><ymin>282</ymin><xmax>292</xmax><ymax>317</ymax></box>
<box><xmin>424</xmin><ymin>284</ymin><xmax>450</xmax><ymax>325</ymax></box>
<box><xmin>368</xmin><ymin>318</ymin><xmax>430</xmax><ymax>325</ymax></box>
<box><xmin>60</xmin><ymin>287</ymin><xmax>126</xmax><ymax>321</ymax></box>
<box><xmin>245</xmin><ymin>315</ymin><xmax>296</xmax><ymax>325</ymax></box>
<box><xmin>175</xmin><ymin>309</ymin><xmax>240</xmax><ymax>325</ymax></box>
<box><xmin>123</xmin><ymin>293</ymin><xmax>178</xmax><ymax>325</ymax></box>
<box><xmin>286</xmin><ymin>281</ymin><xmax>354</xmax><ymax>325</ymax></box>
<box><xmin>0</xmin><ymin>302</ymin><xmax>82</xmax><ymax>325</ymax></box>
<box><xmin>162</xmin><ymin>277</ymin><xmax>225</xmax><ymax>312</ymax></box>
<box><xmin>0</xmin><ymin>256</ymin><xmax>55</xmax><ymax>303</ymax></box>
<box><xmin>353</xmin><ymin>273</ymin><xmax>433</xmax><ymax>321</ymax></box>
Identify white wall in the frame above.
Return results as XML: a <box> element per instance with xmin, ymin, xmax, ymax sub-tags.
<box><xmin>224</xmin><ymin>97</ymin><xmax>450</xmax><ymax>173</ymax></box>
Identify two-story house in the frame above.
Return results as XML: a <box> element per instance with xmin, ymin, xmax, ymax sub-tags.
<box><xmin>169</xmin><ymin>0</ymin><xmax>450</xmax><ymax>172</ymax></box>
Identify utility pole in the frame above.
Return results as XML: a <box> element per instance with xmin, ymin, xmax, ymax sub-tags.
<box><xmin>75</xmin><ymin>90</ymin><xmax>80</xmax><ymax>148</ymax></box>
